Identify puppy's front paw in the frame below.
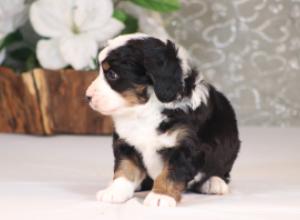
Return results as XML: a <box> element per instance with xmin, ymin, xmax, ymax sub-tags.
<box><xmin>97</xmin><ymin>177</ymin><xmax>135</xmax><ymax>203</ymax></box>
<box><xmin>144</xmin><ymin>192</ymin><xmax>176</xmax><ymax>207</ymax></box>
<box><xmin>201</xmin><ymin>176</ymin><xmax>229</xmax><ymax>195</ymax></box>
<box><xmin>96</xmin><ymin>187</ymin><xmax>132</xmax><ymax>203</ymax></box>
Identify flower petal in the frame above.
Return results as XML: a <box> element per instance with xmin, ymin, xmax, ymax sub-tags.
<box><xmin>37</xmin><ymin>38</ymin><xmax>68</xmax><ymax>70</ymax></box>
<box><xmin>0</xmin><ymin>0</ymin><xmax>28</xmax><ymax>37</ymax></box>
<box><xmin>59</xmin><ymin>34</ymin><xmax>98</xmax><ymax>70</ymax></box>
<box><xmin>74</xmin><ymin>0</ymin><xmax>113</xmax><ymax>31</ymax></box>
<box><xmin>0</xmin><ymin>49</ymin><xmax>6</xmax><ymax>64</ymax></box>
<box><xmin>11</xmin><ymin>5</ymin><xmax>28</xmax><ymax>31</ymax></box>
<box><xmin>0</xmin><ymin>18</ymin><xmax>14</xmax><ymax>39</ymax></box>
<box><xmin>30</xmin><ymin>0</ymin><xmax>73</xmax><ymax>38</ymax></box>
<box><xmin>88</xmin><ymin>18</ymin><xmax>124</xmax><ymax>46</ymax></box>
<box><xmin>0</xmin><ymin>0</ymin><xmax>26</xmax><ymax>17</ymax></box>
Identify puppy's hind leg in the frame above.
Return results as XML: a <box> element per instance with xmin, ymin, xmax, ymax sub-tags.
<box><xmin>196</xmin><ymin>176</ymin><xmax>229</xmax><ymax>195</ymax></box>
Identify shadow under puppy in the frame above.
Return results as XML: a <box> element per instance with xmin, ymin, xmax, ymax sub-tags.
<box><xmin>86</xmin><ymin>33</ymin><xmax>240</xmax><ymax>207</ymax></box>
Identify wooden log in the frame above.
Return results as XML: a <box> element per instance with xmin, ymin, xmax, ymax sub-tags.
<box><xmin>32</xmin><ymin>68</ymin><xmax>113</xmax><ymax>135</ymax></box>
<box><xmin>0</xmin><ymin>67</ymin><xmax>44</xmax><ymax>134</ymax></box>
<box><xmin>0</xmin><ymin>67</ymin><xmax>113</xmax><ymax>135</ymax></box>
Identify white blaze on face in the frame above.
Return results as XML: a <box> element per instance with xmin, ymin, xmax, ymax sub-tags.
<box><xmin>86</xmin><ymin>68</ymin><xmax>127</xmax><ymax>115</ymax></box>
<box><xmin>99</xmin><ymin>33</ymin><xmax>148</xmax><ymax>62</ymax></box>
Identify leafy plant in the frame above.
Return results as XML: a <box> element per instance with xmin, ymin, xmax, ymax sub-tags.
<box><xmin>0</xmin><ymin>31</ymin><xmax>23</xmax><ymax>51</ymax></box>
<box><xmin>1</xmin><ymin>0</ymin><xmax>181</xmax><ymax>72</ymax></box>
<box><xmin>130</xmin><ymin>0</ymin><xmax>180</xmax><ymax>12</ymax></box>
<box><xmin>113</xmin><ymin>0</ymin><xmax>180</xmax><ymax>34</ymax></box>
<box><xmin>1</xmin><ymin>28</ymin><xmax>39</xmax><ymax>73</ymax></box>
<box><xmin>113</xmin><ymin>10</ymin><xmax>139</xmax><ymax>34</ymax></box>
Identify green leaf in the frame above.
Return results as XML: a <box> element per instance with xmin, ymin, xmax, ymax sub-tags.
<box><xmin>0</xmin><ymin>30</ymin><xmax>23</xmax><ymax>51</ymax></box>
<box><xmin>113</xmin><ymin>10</ymin><xmax>138</xmax><ymax>34</ymax></box>
<box><xmin>6</xmin><ymin>46</ymin><xmax>39</xmax><ymax>72</ymax></box>
<box><xmin>113</xmin><ymin>9</ymin><xmax>128</xmax><ymax>23</ymax></box>
<box><xmin>92</xmin><ymin>57</ymin><xmax>98</xmax><ymax>70</ymax></box>
<box><xmin>25</xmin><ymin>54</ymin><xmax>39</xmax><ymax>71</ymax></box>
<box><xmin>10</xmin><ymin>47</ymin><xmax>33</xmax><ymax>61</ymax></box>
<box><xmin>130</xmin><ymin>0</ymin><xmax>180</xmax><ymax>12</ymax></box>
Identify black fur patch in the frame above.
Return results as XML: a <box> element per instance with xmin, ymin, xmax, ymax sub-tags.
<box><xmin>157</xmin><ymin>84</ymin><xmax>240</xmax><ymax>187</ymax></box>
<box><xmin>183</xmin><ymin>69</ymin><xmax>198</xmax><ymax>97</ymax></box>
<box><xmin>103</xmin><ymin>38</ymin><xmax>183</xmax><ymax>103</ymax></box>
<box><xmin>142</xmin><ymin>40</ymin><xmax>183</xmax><ymax>102</ymax></box>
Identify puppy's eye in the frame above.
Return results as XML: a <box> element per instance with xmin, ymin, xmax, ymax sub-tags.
<box><xmin>106</xmin><ymin>70</ymin><xmax>119</xmax><ymax>81</ymax></box>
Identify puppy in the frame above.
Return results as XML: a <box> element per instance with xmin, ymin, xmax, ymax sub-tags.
<box><xmin>86</xmin><ymin>33</ymin><xmax>240</xmax><ymax>207</ymax></box>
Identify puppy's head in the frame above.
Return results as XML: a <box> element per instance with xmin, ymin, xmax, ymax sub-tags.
<box><xmin>86</xmin><ymin>33</ymin><xmax>185</xmax><ymax>115</ymax></box>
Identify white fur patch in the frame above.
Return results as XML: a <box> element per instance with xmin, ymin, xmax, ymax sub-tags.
<box><xmin>190</xmin><ymin>74</ymin><xmax>209</xmax><ymax>107</ymax></box>
<box><xmin>144</xmin><ymin>192</ymin><xmax>176</xmax><ymax>207</ymax></box>
<box><xmin>200</xmin><ymin>176</ymin><xmax>229</xmax><ymax>195</ymax></box>
<box><xmin>86</xmin><ymin>68</ymin><xmax>127</xmax><ymax>115</ymax></box>
<box><xmin>113</xmin><ymin>94</ymin><xmax>178</xmax><ymax>179</ymax></box>
<box><xmin>98</xmin><ymin>33</ymin><xmax>148</xmax><ymax>63</ymax></box>
<box><xmin>177</xmin><ymin>46</ymin><xmax>191</xmax><ymax>76</ymax></box>
<box><xmin>97</xmin><ymin>177</ymin><xmax>135</xmax><ymax>203</ymax></box>
<box><xmin>165</xmin><ymin>74</ymin><xmax>209</xmax><ymax>111</ymax></box>
<box><xmin>187</xmin><ymin>172</ymin><xmax>204</xmax><ymax>188</ymax></box>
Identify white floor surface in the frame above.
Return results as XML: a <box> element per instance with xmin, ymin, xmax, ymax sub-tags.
<box><xmin>0</xmin><ymin>127</ymin><xmax>300</xmax><ymax>220</ymax></box>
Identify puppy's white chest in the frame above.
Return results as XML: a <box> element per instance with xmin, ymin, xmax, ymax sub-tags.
<box><xmin>114</xmin><ymin>107</ymin><xmax>177</xmax><ymax>179</ymax></box>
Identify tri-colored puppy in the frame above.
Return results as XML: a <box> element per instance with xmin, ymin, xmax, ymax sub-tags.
<box><xmin>86</xmin><ymin>33</ymin><xmax>240</xmax><ymax>207</ymax></box>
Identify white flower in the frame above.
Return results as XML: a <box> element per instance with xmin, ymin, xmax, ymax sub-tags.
<box><xmin>0</xmin><ymin>0</ymin><xmax>28</xmax><ymax>39</ymax></box>
<box><xmin>0</xmin><ymin>50</ymin><xmax>5</xmax><ymax>64</ymax></box>
<box><xmin>0</xmin><ymin>0</ymin><xmax>28</xmax><ymax>64</ymax></box>
<box><xmin>30</xmin><ymin>0</ymin><xmax>124</xmax><ymax>70</ymax></box>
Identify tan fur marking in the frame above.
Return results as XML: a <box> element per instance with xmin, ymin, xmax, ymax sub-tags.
<box><xmin>166</xmin><ymin>126</ymin><xmax>190</xmax><ymax>145</ymax></box>
<box><xmin>175</xmin><ymin>127</ymin><xmax>190</xmax><ymax>143</ymax></box>
<box><xmin>102</xmin><ymin>61</ymin><xmax>110</xmax><ymax>71</ymax></box>
<box><xmin>152</xmin><ymin>165</ymin><xmax>185</xmax><ymax>202</ymax></box>
<box><xmin>121</xmin><ymin>85</ymin><xmax>147</xmax><ymax>105</ymax></box>
<box><xmin>114</xmin><ymin>159</ymin><xmax>145</xmax><ymax>184</ymax></box>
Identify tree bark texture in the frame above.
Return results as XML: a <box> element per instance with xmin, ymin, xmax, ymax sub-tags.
<box><xmin>0</xmin><ymin>67</ymin><xmax>113</xmax><ymax>135</ymax></box>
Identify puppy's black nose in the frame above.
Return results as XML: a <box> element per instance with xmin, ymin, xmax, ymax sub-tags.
<box><xmin>85</xmin><ymin>96</ymin><xmax>92</xmax><ymax>102</ymax></box>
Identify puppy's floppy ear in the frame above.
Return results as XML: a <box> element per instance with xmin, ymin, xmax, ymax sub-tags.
<box><xmin>143</xmin><ymin>40</ymin><xmax>183</xmax><ymax>103</ymax></box>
